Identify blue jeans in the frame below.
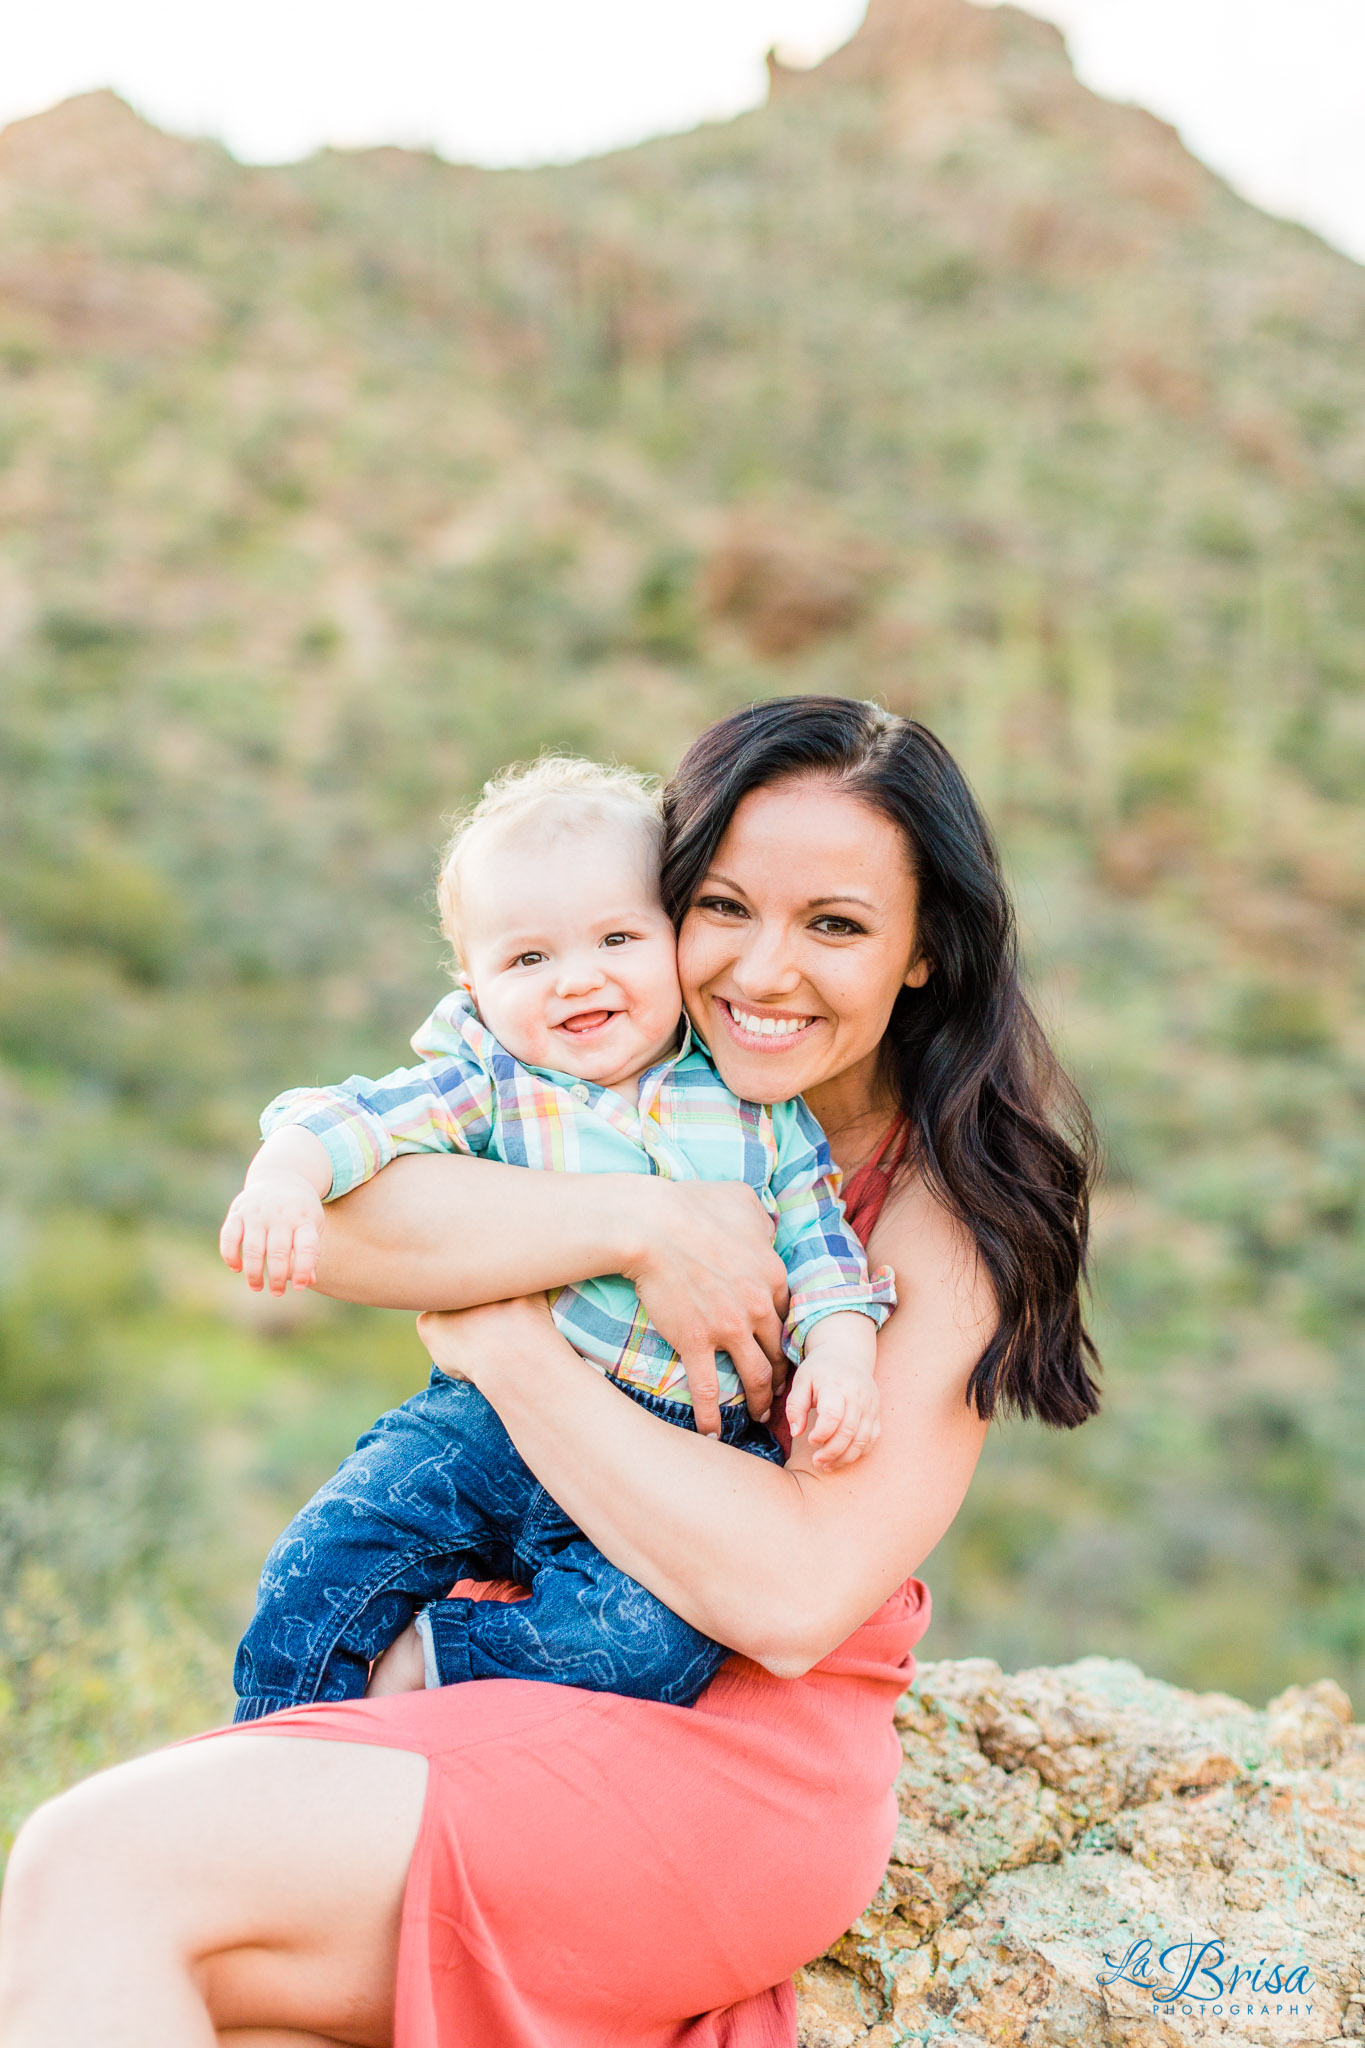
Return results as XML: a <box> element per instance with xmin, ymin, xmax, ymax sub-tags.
<box><xmin>233</xmin><ymin>1366</ymin><xmax>783</xmax><ymax>1721</ymax></box>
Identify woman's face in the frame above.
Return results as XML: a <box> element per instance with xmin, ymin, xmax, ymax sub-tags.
<box><xmin>676</xmin><ymin>775</ymin><xmax>929</xmax><ymax>1108</ymax></box>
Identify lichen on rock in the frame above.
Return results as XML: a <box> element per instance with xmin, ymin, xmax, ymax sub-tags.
<box><xmin>798</xmin><ymin>1656</ymin><xmax>1364</xmax><ymax>2046</ymax></box>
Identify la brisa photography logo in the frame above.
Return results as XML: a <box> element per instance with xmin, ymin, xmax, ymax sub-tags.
<box><xmin>1097</xmin><ymin>1934</ymin><xmax>1315</xmax><ymax>2022</ymax></box>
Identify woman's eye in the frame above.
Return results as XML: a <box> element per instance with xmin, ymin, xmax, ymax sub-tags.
<box><xmin>812</xmin><ymin>917</ymin><xmax>864</xmax><ymax>937</ymax></box>
<box><xmin>696</xmin><ymin>895</ymin><xmax>748</xmax><ymax>919</ymax></box>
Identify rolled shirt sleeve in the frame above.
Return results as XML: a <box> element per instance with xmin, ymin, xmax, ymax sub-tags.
<box><xmin>259</xmin><ymin>993</ymin><xmax>497</xmax><ymax>1200</ymax></box>
<box><xmin>767</xmin><ymin>1098</ymin><xmax>897</xmax><ymax>1363</ymax></box>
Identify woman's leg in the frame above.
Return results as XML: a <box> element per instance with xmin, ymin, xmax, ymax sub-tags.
<box><xmin>220</xmin><ymin>2034</ymin><xmax>353</xmax><ymax>2045</ymax></box>
<box><xmin>220</xmin><ymin>2034</ymin><xmax>353</xmax><ymax>2046</ymax></box>
<box><xmin>0</xmin><ymin>1734</ymin><xmax>428</xmax><ymax>2048</ymax></box>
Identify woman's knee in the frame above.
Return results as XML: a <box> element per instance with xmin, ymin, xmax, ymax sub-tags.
<box><xmin>2</xmin><ymin>1772</ymin><xmax>134</xmax><ymax>1945</ymax></box>
<box><xmin>4</xmin><ymin>1747</ymin><xmax>236</xmax><ymax>1953</ymax></box>
<box><xmin>3</xmin><ymin>1795</ymin><xmax>68</xmax><ymax>1938</ymax></box>
<box><xmin>5</xmin><ymin>1737</ymin><xmax>426</xmax><ymax>1970</ymax></box>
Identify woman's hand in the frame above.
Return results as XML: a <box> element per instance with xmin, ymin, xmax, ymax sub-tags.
<box><xmin>311</xmin><ymin>1154</ymin><xmax>790</xmax><ymax>1437</ymax></box>
<box><xmin>457</xmin><ymin>1176</ymin><xmax>995</xmax><ymax>1675</ymax></box>
<box><xmin>309</xmin><ymin>1159</ymin><xmax>791</xmax><ymax>1417</ymax></box>
<box><xmin>414</xmin><ymin>1179</ymin><xmax>788</xmax><ymax>1439</ymax></box>
<box><xmin>417</xmin><ymin>1297</ymin><xmax>559</xmax><ymax>1386</ymax></box>
<box><xmin>620</xmin><ymin>1179</ymin><xmax>791</xmax><ymax>1436</ymax></box>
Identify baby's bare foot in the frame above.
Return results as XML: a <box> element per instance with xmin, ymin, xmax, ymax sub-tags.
<box><xmin>365</xmin><ymin>1620</ymin><xmax>427</xmax><ymax>1696</ymax></box>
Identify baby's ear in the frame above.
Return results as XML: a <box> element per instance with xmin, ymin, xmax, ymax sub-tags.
<box><xmin>455</xmin><ymin>970</ymin><xmax>484</xmax><ymax>1021</ymax></box>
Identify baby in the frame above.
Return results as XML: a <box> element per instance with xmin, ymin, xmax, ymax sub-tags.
<box><xmin>221</xmin><ymin>756</ymin><xmax>894</xmax><ymax>1720</ymax></box>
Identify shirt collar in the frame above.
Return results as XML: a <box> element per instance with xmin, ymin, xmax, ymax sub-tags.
<box><xmin>667</xmin><ymin>1011</ymin><xmax>698</xmax><ymax>1065</ymax></box>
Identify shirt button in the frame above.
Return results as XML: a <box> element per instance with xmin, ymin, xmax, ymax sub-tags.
<box><xmin>569</xmin><ymin>1083</ymin><xmax>591</xmax><ymax>1104</ymax></box>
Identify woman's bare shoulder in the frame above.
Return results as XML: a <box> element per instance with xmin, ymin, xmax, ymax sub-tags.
<box><xmin>864</xmin><ymin>1165</ymin><xmax>998</xmax><ymax>1365</ymax></box>
<box><xmin>786</xmin><ymin>1167</ymin><xmax>994</xmax><ymax>1507</ymax></box>
<box><xmin>779</xmin><ymin>1167</ymin><xmax>994</xmax><ymax>1658</ymax></box>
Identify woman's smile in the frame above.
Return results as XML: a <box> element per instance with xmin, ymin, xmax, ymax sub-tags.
<box><xmin>713</xmin><ymin>997</ymin><xmax>823</xmax><ymax>1048</ymax></box>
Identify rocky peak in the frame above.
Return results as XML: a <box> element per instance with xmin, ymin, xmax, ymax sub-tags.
<box><xmin>0</xmin><ymin>89</ymin><xmax>216</xmax><ymax>225</ymax></box>
<box><xmin>768</xmin><ymin>0</ymin><xmax>1207</xmax><ymax>223</ymax></box>
<box><xmin>772</xmin><ymin>0</ymin><xmax>1068</xmax><ymax>92</ymax></box>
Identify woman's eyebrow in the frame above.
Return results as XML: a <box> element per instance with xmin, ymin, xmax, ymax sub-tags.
<box><xmin>702</xmin><ymin>871</ymin><xmax>876</xmax><ymax>914</ymax></box>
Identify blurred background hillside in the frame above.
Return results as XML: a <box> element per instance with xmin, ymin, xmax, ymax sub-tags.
<box><xmin>2</xmin><ymin>0</ymin><xmax>1364</xmax><ymax>1848</ymax></box>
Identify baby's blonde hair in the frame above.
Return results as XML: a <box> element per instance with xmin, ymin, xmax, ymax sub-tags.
<box><xmin>437</xmin><ymin>752</ymin><xmax>662</xmax><ymax>965</ymax></box>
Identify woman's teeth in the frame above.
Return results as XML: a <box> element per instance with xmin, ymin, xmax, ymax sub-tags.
<box><xmin>729</xmin><ymin>1005</ymin><xmax>809</xmax><ymax>1038</ymax></box>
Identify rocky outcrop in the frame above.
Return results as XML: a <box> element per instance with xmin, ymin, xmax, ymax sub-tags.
<box><xmin>0</xmin><ymin>92</ymin><xmax>224</xmax><ymax>353</ymax></box>
<box><xmin>801</xmin><ymin>1656</ymin><xmax>1365</xmax><ymax>2046</ymax></box>
<box><xmin>769</xmin><ymin>0</ymin><xmax>1067</xmax><ymax>96</ymax></box>
<box><xmin>0</xmin><ymin>89</ymin><xmax>217</xmax><ymax>221</ymax></box>
<box><xmin>768</xmin><ymin>0</ymin><xmax>1210</xmax><ymax>230</ymax></box>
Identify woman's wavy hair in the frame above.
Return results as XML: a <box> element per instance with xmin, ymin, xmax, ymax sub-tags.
<box><xmin>662</xmin><ymin>696</ymin><xmax>1101</xmax><ymax>1430</ymax></box>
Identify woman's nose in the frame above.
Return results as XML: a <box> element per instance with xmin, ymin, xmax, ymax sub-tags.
<box><xmin>730</xmin><ymin>927</ymin><xmax>802</xmax><ymax>999</ymax></box>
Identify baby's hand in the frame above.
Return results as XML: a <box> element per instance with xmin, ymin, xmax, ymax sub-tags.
<box><xmin>220</xmin><ymin>1171</ymin><xmax>325</xmax><ymax>1295</ymax></box>
<box><xmin>785</xmin><ymin>1313</ymin><xmax>880</xmax><ymax>1473</ymax></box>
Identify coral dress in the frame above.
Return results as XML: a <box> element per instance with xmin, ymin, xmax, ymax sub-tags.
<box><xmin>229</xmin><ymin>1121</ymin><xmax>930</xmax><ymax>2046</ymax></box>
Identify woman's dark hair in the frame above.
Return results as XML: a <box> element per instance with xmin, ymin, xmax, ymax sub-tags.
<box><xmin>662</xmin><ymin>696</ymin><xmax>1101</xmax><ymax>1429</ymax></box>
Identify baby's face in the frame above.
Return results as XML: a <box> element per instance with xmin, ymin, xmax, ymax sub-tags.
<box><xmin>458</xmin><ymin>805</ymin><xmax>683</xmax><ymax>1092</ymax></box>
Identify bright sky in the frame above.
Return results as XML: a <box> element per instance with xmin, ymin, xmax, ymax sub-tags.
<box><xmin>3</xmin><ymin>0</ymin><xmax>1363</xmax><ymax>262</ymax></box>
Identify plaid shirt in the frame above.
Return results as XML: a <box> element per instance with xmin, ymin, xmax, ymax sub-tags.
<box><xmin>261</xmin><ymin>990</ymin><xmax>896</xmax><ymax>1409</ymax></box>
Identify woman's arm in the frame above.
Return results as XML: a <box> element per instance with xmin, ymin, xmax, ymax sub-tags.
<box><xmin>313</xmin><ymin>1153</ymin><xmax>792</xmax><ymax>1432</ymax></box>
<box><xmin>314</xmin><ymin>1153</ymin><xmax>640</xmax><ymax>1308</ymax></box>
<box><xmin>419</xmin><ymin>1173</ymin><xmax>995</xmax><ymax>1676</ymax></box>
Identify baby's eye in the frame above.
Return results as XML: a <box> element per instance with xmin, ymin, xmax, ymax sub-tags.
<box><xmin>602</xmin><ymin>931</ymin><xmax>635</xmax><ymax>948</ymax></box>
<box><xmin>696</xmin><ymin>895</ymin><xmax>748</xmax><ymax>919</ymax></box>
<box><xmin>511</xmin><ymin>951</ymin><xmax>547</xmax><ymax>968</ymax></box>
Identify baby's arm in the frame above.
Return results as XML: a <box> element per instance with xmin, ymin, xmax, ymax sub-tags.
<box><xmin>220</xmin><ymin>992</ymin><xmax>497</xmax><ymax>1296</ymax></box>
<box><xmin>767</xmin><ymin>1098</ymin><xmax>898</xmax><ymax>1470</ymax></box>
<box><xmin>220</xmin><ymin>1127</ymin><xmax>333</xmax><ymax>1295</ymax></box>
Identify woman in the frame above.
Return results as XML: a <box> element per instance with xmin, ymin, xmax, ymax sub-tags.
<box><xmin>0</xmin><ymin>698</ymin><xmax>1099</xmax><ymax>2046</ymax></box>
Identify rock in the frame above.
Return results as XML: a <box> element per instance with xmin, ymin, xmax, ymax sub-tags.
<box><xmin>0</xmin><ymin>90</ymin><xmax>216</xmax><ymax>223</ymax></box>
<box><xmin>800</xmin><ymin>1656</ymin><xmax>1365</xmax><ymax>2046</ymax></box>
<box><xmin>1265</xmin><ymin>1680</ymin><xmax>1354</xmax><ymax>1771</ymax></box>
<box><xmin>769</xmin><ymin>0</ymin><xmax>1211</xmax><ymax>253</ymax></box>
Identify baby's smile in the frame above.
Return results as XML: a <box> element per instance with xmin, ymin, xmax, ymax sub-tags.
<box><xmin>556</xmin><ymin>1006</ymin><xmax>619</xmax><ymax>1037</ymax></box>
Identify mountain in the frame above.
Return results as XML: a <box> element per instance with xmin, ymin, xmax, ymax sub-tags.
<box><xmin>1</xmin><ymin>0</ymin><xmax>1363</xmax><ymax>1822</ymax></box>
